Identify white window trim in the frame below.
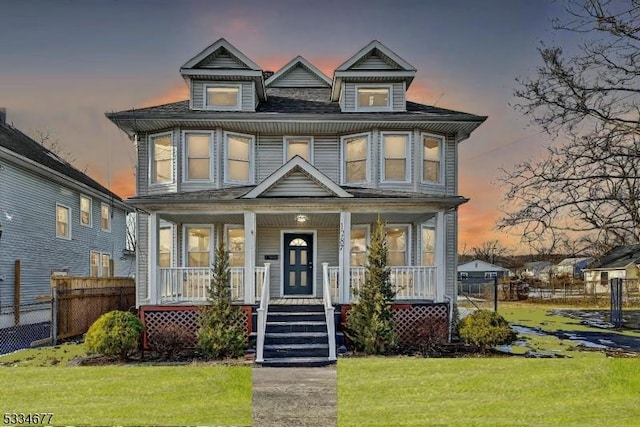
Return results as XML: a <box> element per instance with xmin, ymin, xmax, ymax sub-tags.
<box><xmin>100</xmin><ymin>202</ymin><xmax>111</xmax><ymax>233</ymax></box>
<box><xmin>421</xmin><ymin>132</ymin><xmax>445</xmax><ymax>185</ymax></box>
<box><xmin>459</xmin><ymin>272</ymin><xmax>469</xmax><ymax>280</ymax></box>
<box><xmin>182</xmin><ymin>224</ymin><xmax>215</xmax><ymax>268</ymax></box>
<box><xmin>56</xmin><ymin>203</ymin><xmax>71</xmax><ymax>240</ymax></box>
<box><xmin>350</xmin><ymin>224</ymin><xmax>370</xmax><ymax>266</ymax></box>
<box><xmin>380</xmin><ymin>131</ymin><xmax>412</xmax><ymax>184</ymax></box>
<box><xmin>182</xmin><ymin>130</ymin><xmax>214</xmax><ymax>183</ymax></box>
<box><xmin>341</xmin><ymin>132</ymin><xmax>371</xmax><ymax>185</ymax></box>
<box><xmin>224</xmin><ymin>131</ymin><xmax>255</xmax><ymax>185</ymax></box>
<box><xmin>158</xmin><ymin>222</ymin><xmax>175</xmax><ymax>268</ymax></box>
<box><xmin>485</xmin><ymin>272</ymin><xmax>498</xmax><ymax>279</ymax></box>
<box><xmin>79</xmin><ymin>194</ymin><xmax>92</xmax><ymax>228</ymax></box>
<box><xmin>149</xmin><ymin>131</ymin><xmax>174</xmax><ymax>186</ymax></box>
<box><xmin>203</xmin><ymin>83</ymin><xmax>242</xmax><ymax>111</ymax></box>
<box><xmin>385</xmin><ymin>224</ymin><xmax>411</xmax><ymax>266</ymax></box>
<box><xmin>89</xmin><ymin>251</ymin><xmax>111</xmax><ymax>277</ymax></box>
<box><xmin>354</xmin><ymin>83</ymin><xmax>393</xmax><ymax>112</ymax></box>
<box><xmin>283</xmin><ymin>136</ymin><xmax>314</xmax><ymax>163</ymax></box>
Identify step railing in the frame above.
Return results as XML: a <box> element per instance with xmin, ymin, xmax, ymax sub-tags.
<box><xmin>322</xmin><ymin>263</ymin><xmax>337</xmax><ymax>361</ymax></box>
<box><xmin>255</xmin><ymin>263</ymin><xmax>270</xmax><ymax>363</ymax></box>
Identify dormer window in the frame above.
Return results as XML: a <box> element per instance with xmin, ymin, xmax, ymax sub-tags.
<box><xmin>204</xmin><ymin>84</ymin><xmax>241</xmax><ymax>110</ymax></box>
<box><xmin>356</xmin><ymin>84</ymin><xmax>392</xmax><ymax>111</ymax></box>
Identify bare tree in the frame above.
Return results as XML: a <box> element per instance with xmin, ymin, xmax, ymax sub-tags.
<box><xmin>125</xmin><ymin>212</ymin><xmax>136</xmax><ymax>252</ymax></box>
<box><xmin>32</xmin><ymin>129</ymin><xmax>80</xmax><ymax>167</ymax></box>
<box><xmin>498</xmin><ymin>0</ymin><xmax>640</xmax><ymax>252</ymax></box>
<box><xmin>472</xmin><ymin>240</ymin><xmax>508</xmax><ymax>265</ymax></box>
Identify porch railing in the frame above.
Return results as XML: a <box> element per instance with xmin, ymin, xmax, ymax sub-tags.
<box><xmin>256</xmin><ymin>263</ymin><xmax>270</xmax><ymax>363</ymax></box>
<box><xmin>322</xmin><ymin>263</ymin><xmax>337</xmax><ymax>361</ymax></box>
<box><xmin>327</xmin><ymin>266</ymin><xmax>437</xmax><ymax>303</ymax></box>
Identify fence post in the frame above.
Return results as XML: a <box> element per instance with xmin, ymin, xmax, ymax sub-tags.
<box><xmin>51</xmin><ymin>287</ymin><xmax>58</xmax><ymax>345</ymax></box>
<box><xmin>610</xmin><ymin>278</ymin><xmax>623</xmax><ymax>328</ymax></box>
<box><xmin>494</xmin><ymin>277</ymin><xmax>498</xmax><ymax>312</ymax></box>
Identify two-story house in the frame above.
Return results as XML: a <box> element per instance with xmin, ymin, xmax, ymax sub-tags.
<box><xmin>107</xmin><ymin>39</ymin><xmax>486</xmax><ymax>365</ymax></box>
<box><xmin>0</xmin><ymin>109</ymin><xmax>132</xmax><ymax>333</ymax></box>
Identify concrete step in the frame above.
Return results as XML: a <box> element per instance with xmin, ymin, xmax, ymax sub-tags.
<box><xmin>263</xmin><ymin>343</ymin><xmax>329</xmax><ymax>358</ymax></box>
<box><xmin>259</xmin><ymin>356</ymin><xmax>335</xmax><ymax>368</ymax></box>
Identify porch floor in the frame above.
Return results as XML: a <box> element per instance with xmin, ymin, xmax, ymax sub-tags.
<box><xmin>269</xmin><ymin>298</ymin><xmax>323</xmax><ymax>305</ymax></box>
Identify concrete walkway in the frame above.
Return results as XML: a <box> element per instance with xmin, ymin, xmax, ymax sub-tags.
<box><xmin>252</xmin><ymin>366</ymin><xmax>337</xmax><ymax>427</ymax></box>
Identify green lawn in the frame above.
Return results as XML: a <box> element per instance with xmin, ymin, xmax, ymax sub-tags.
<box><xmin>0</xmin><ymin>365</ymin><xmax>251</xmax><ymax>426</ymax></box>
<box><xmin>338</xmin><ymin>357</ymin><xmax>640</xmax><ymax>426</ymax></box>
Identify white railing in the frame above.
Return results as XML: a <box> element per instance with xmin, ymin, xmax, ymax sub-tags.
<box><xmin>327</xmin><ymin>266</ymin><xmax>438</xmax><ymax>302</ymax></box>
<box><xmin>322</xmin><ymin>263</ymin><xmax>337</xmax><ymax>362</ymax></box>
<box><xmin>256</xmin><ymin>263</ymin><xmax>271</xmax><ymax>363</ymax></box>
<box><xmin>255</xmin><ymin>266</ymin><xmax>267</xmax><ymax>301</ymax></box>
<box><xmin>159</xmin><ymin>266</ymin><xmax>263</xmax><ymax>303</ymax></box>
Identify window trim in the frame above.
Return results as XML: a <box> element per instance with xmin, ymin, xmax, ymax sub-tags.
<box><xmin>385</xmin><ymin>224</ymin><xmax>411</xmax><ymax>266</ymax></box>
<box><xmin>56</xmin><ymin>203</ymin><xmax>71</xmax><ymax>240</ymax></box>
<box><xmin>225</xmin><ymin>224</ymin><xmax>245</xmax><ymax>268</ymax></box>
<box><xmin>203</xmin><ymin>83</ymin><xmax>242</xmax><ymax>111</ymax></box>
<box><xmin>459</xmin><ymin>272</ymin><xmax>469</xmax><ymax>280</ymax></box>
<box><xmin>421</xmin><ymin>132</ymin><xmax>445</xmax><ymax>185</ymax></box>
<box><xmin>182</xmin><ymin>130</ymin><xmax>214</xmax><ymax>183</ymax></box>
<box><xmin>380</xmin><ymin>131</ymin><xmax>412</xmax><ymax>183</ymax></box>
<box><xmin>350</xmin><ymin>224</ymin><xmax>370</xmax><ymax>267</ymax></box>
<box><xmin>149</xmin><ymin>131</ymin><xmax>174</xmax><ymax>186</ymax></box>
<box><xmin>224</xmin><ymin>131</ymin><xmax>255</xmax><ymax>185</ymax></box>
<box><xmin>341</xmin><ymin>132</ymin><xmax>371</xmax><ymax>185</ymax></box>
<box><xmin>90</xmin><ymin>251</ymin><xmax>111</xmax><ymax>277</ymax></box>
<box><xmin>182</xmin><ymin>224</ymin><xmax>215</xmax><ymax>268</ymax></box>
<box><xmin>79</xmin><ymin>194</ymin><xmax>92</xmax><ymax>228</ymax></box>
<box><xmin>354</xmin><ymin>83</ymin><xmax>393</xmax><ymax>112</ymax></box>
<box><xmin>100</xmin><ymin>202</ymin><xmax>111</xmax><ymax>233</ymax></box>
<box><xmin>158</xmin><ymin>222</ymin><xmax>174</xmax><ymax>268</ymax></box>
<box><xmin>283</xmin><ymin>136</ymin><xmax>314</xmax><ymax>163</ymax></box>
<box><xmin>421</xmin><ymin>220</ymin><xmax>436</xmax><ymax>266</ymax></box>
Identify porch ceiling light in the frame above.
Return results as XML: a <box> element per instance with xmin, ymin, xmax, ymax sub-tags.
<box><xmin>295</xmin><ymin>214</ymin><xmax>308</xmax><ymax>224</ymax></box>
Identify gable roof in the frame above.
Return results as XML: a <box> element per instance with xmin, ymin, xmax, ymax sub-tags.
<box><xmin>181</xmin><ymin>38</ymin><xmax>261</xmax><ymax>71</ymax></box>
<box><xmin>335</xmin><ymin>40</ymin><xmax>417</xmax><ymax>72</ymax></box>
<box><xmin>0</xmin><ymin>122</ymin><xmax>127</xmax><ymax>207</ymax></box>
<box><xmin>586</xmin><ymin>244</ymin><xmax>640</xmax><ymax>270</ymax></box>
<box><xmin>243</xmin><ymin>156</ymin><xmax>352</xmax><ymax>198</ymax></box>
<box><xmin>265</xmin><ymin>56</ymin><xmax>332</xmax><ymax>88</ymax></box>
<box><xmin>457</xmin><ymin>259</ymin><xmax>510</xmax><ymax>272</ymax></box>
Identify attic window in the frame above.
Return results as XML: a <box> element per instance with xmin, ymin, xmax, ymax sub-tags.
<box><xmin>205</xmin><ymin>84</ymin><xmax>241</xmax><ymax>110</ymax></box>
<box><xmin>356</xmin><ymin>85</ymin><xmax>391</xmax><ymax>111</ymax></box>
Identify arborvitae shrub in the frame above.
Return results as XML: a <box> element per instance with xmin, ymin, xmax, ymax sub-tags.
<box><xmin>85</xmin><ymin>310</ymin><xmax>143</xmax><ymax>360</ymax></box>
<box><xmin>458</xmin><ymin>310</ymin><xmax>516</xmax><ymax>352</ymax></box>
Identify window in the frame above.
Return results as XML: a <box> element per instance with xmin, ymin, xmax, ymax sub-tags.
<box><xmin>343</xmin><ymin>134</ymin><xmax>368</xmax><ymax>183</ymax></box>
<box><xmin>101</xmin><ymin>254</ymin><xmax>111</xmax><ymax>277</ymax></box>
<box><xmin>101</xmin><ymin>203</ymin><xmax>111</xmax><ymax>232</ymax></box>
<box><xmin>285</xmin><ymin>137</ymin><xmax>312</xmax><ymax>162</ymax></box>
<box><xmin>356</xmin><ymin>86</ymin><xmax>391</xmax><ymax>110</ymax></box>
<box><xmin>159</xmin><ymin>225</ymin><xmax>173</xmax><ymax>268</ymax></box>
<box><xmin>186</xmin><ymin>226</ymin><xmax>211</xmax><ymax>267</ymax></box>
<box><xmin>385</xmin><ymin>226</ymin><xmax>408</xmax><ymax>266</ymax></box>
<box><xmin>150</xmin><ymin>133</ymin><xmax>173</xmax><ymax>184</ymax></box>
<box><xmin>485</xmin><ymin>272</ymin><xmax>498</xmax><ymax>279</ymax></box>
<box><xmin>184</xmin><ymin>133</ymin><xmax>212</xmax><ymax>181</ymax></box>
<box><xmin>422</xmin><ymin>221</ymin><xmax>436</xmax><ymax>266</ymax></box>
<box><xmin>80</xmin><ymin>195</ymin><xmax>92</xmax><ymax>227</ymax></box>
<box><xmin>350</xmin><ymin>227</ymin><xmax>368</xmax><ymax>266</ymax></box>
<box><xmin>56</xmin><ymin>204</ymin><xmax>70</xmax><ymax>239</ymax></box>
<box><xmin>227</xmin><ymin>227</ymin><xmax>245</xmax><ymax>267</ymax></box>
<box><xmin>205</xmin><ymin>84</ymin><xmax>241</xmax><ymax>110</ymax></box>
<box><xmin>90</xmin><ymin>251</ymin><xmax>100</xmax><ymax>276</ymax></box>
<box><xmin>459</xmin><ymin>272</ymin><xmax>468</xmax><ymax>280</ymax></box>
<box><xmin>90</xmin><ymin>251</ymin><xmax>111</xmax><ymax>277</ymax></box>
<box><xmin>225</xmin><ymin>133</ymin><xmax>253</xmax><ymax>183</ymax></box>
<box><xmin>382</xmin><ymin>133</ymin><xmax>410</xmax><ymax>182</ymax></box>
<box><xmin>423</xmin><ymin>134</ymin><xmax>443</xmax><ymax>183</ymax></box>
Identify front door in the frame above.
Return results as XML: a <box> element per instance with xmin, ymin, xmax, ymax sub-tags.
<box><xmin>283</xmin><ymin>233</ymin><xmax>313</xmax><ymax>295</ymax></box>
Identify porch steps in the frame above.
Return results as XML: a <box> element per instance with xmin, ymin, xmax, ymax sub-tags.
<box><xmin>259</xmin><ymin>304</ymin><xmax>334</xmax><ymax>367</ymax></box>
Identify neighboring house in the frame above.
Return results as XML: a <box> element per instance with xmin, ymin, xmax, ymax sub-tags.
<box><xmin>521</xmin><ymin>261</ymin><xmax>551</xmax><ymax>279</ymax></box>
<box><xmin>0</xmin><ymin>109</ymin><xmax>132</xmax><ymax>327</ymax></box>
<box><xmin>457</xmin><ymin>259</ymin><xmax>510</xmax><ymax>281</ymax></box>
<box><xmin>107</xmin><ymin>39</ymin><xmax>486</xmax><ymax>365</ymax></box>
<box><xmin>583</xmin><ymin>245</ymin><xmax>640</xmax><ymax>293</ymax></box>
<box><xmin>554</xmin><ymin>257</ymin><xmax>594</xmax><ymax>278</ymax></box>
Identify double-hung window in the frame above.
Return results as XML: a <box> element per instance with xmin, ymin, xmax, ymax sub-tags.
<box><xmin>184</xmin><ymin>132</ymin><xmax>212</xmax><ymax>181</ymax></box>
<box><xmin>356</xmin><ymin>85</ymin><xmax>391</xmax><ymax>111</ymax></box>
<box><xmin>80</xmin><ymin>195</ymin><xmax>92</xmax><ymax>227</ymax></box>
<box><xmin>159</xmin><ymin>223</ymin><xmax>173</xmax><ymax>268</ymax></box>
<box><xmin>284</xmin><ymin>137</ymin><xmax>312</xmax><ymax>162</ymax></box>
<box><xmin>227</xmin><ymin>226</ymin><xmax>245</xmax><ymax>267</ymax></box>
<box><xmin>422</xmin><ymin>133</ymin><xmax>444</xmax><ymax>184</ymax></box>
<box><xmin>350</xmin><ymin>226</ymin><xmax>368</xmax><ymax>266</ymax></box>
<box><xmin>205</xmin><ymin>84</ymin><xmax>241</xmax><ymax>110</ymax></box>
<box><xmin>101</xmin><ymin>203</ymin><xmax>111</xmax><ymax>232</ymax></box>
<box><xmin>150</xmin><ymin>132</ymin><xmax>173</xmax><ymax>184</ymax></box>
<box><xmin>343</xmin><ymin>134</ymin><xmax>369</xmax><ymax>184</ymax></box>
<box><xmin>56</xmin><ymin>204</ymin><xmax>71</xmax><ymax>239</ymax></box>
<box><xmin>90</xmin><ymin>251</ymin><xmax>111</xmax><ymax>277</ymax></box>
<box><xmin>385</xmin><ymin>226</ymin><xmax>408</xmax><ymax>266</ymax></box>
<box><xmin>186</xmin><ymin>226</ymin><xmax>212</xmax><ymax>267</ymax></box>
<box><xmin>382</xmin><ymin>133</ymin><xmax>410</xmax><ymax>182</ymax></box>
<box><xmin>225</xmin><ymin>133</ymin><xmax>253</xmax><ymax>184</ymax></box>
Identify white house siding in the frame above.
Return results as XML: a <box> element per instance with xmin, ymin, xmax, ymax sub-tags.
<box><xmin>191</xmin><ymin>81</ymin><xmax>255</xmax><ymax>111</ymax></box>
<box><xmin>392</xmin><ymin>82</ymin><xmax>405</xmax><ymax>111</ymax></box>
<box><xmin>262</xmin><ymin>172</ymin><xmax>333</xmax><ymax>197</ymax></box>
<box><xmin>0</xmin><ymin>160</ymin><xmax>129</xmax><ymax>307</ymax></box>
<box><xmin>313</xmin><ymin>136</ymin><xmax>339</xmax><ymax>182</ymax></box>
<box><xmin>256</xmin><ymin>135</ymin><xmax>284</xmax><ymax>181</ymax></box>
<box><xmin>268</xmin><ymin>66</ymin><xmax>328</xmax><ymax>88</ymax></box>
<box><xmin>136</xmin><ymin>213</ymin><xmax>149</xmax><ymax>304</ymax></box>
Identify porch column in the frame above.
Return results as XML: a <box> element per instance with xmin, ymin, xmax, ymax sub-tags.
<box><xmin>436</xmin><ymin>211</ymin><xmax>446</xmax><ymax>302</ymax></box>
<box><xmin>148</xmin><ymin>212</ymin><xmax>159</xmax><ymax>305</ymax></box>
<box><xmin>339</xmin><ymin>211</ymin><xmax>351</xmax><ymax>304</ymax></box>
<box><xmin>244</xmin><ymin>211</ymin><xmax>256</xmax><ymax>304</ymax></box>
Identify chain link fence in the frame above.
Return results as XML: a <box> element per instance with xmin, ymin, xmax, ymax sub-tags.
<box><xmin>0</xmin><ymin>303</ymin><xmax>51</xmax><ymax>355</ymax></box>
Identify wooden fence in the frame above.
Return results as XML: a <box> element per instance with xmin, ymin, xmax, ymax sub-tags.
<box><xmin>51</xmin><ymin>276</ymin><xmax>136</xmax><ymax>341</ymax></box>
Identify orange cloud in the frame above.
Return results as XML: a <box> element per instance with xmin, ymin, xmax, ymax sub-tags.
<box><xmin>109</xmin><ymin>168</ymin><xmax>136</xmax><ymax>199</ymax></box>
<box><xmin>141</xmin><ymin>83</ymin><xmax>189</xmax><ymax>107</ymax></box>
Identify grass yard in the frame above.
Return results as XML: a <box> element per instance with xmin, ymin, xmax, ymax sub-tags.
<box><xmin>338</xmin><ymin>357</ymin><xmax>640</xmax><ymax>426</ymax></box>
<box><xmin>0</xmin><ymin>364</ymin><xmax>251</xmax><ymax>426</ymax></box>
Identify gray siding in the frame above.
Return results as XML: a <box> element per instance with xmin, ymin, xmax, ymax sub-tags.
<box><xmin>352</xmin><ymin>55</ymin><xmax>399</xmax><ymax>70</ymax></box>
<box><xmin>0</xmin><ymin>159</ymin><xmax>130</xmax><ymax>308</ymax></box>
<box><xmin>446</xmin><ymin>211</ymin><xmax>456</xmax><ymax>297</ymax></box>
<box><xmin>137</xmin><ymin>213</ymin><xmax>149</xmax><ymax>303</ymax></box>
<box><xmin>191</xmin><ymin>80</ymin><xmax>255</xmax><ymax>111</ymax></box>
<box><xmin>313</xmin><ymin>136</ymin><xmax>339</xmax><ymax>182</ymax></box>
<box><xmin>268</xmin><ymin>66</ymin><xmax>328</xmax><ymax>88</ymax></box>
<box><xmin>256</xmin><ymin>135</ymin><xmax>283</xmax><ymax>181</ymax></box>
<box><xmin>262</xmin><ymin>172</ymin><xmax>332</xmax><ymax>197</ymax></box>
<box><xmin>198</xmin><ymin>51</ymin><xmax>247</xmax><ymax>69</ymax></box>
<box><xmin>342</xmin><ymin>82</ymin><xmax>406</xmax><ymax>112</ymax></box>
<box><xmin>392</xmin><ymin>82</ymin><xmax>406</xmax><ymax>111</ymax></box>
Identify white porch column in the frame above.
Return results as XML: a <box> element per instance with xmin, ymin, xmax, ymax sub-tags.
<box><xmin>338</xmin><ymin>211</ymin><xmax>351</xmax><ymax>304</ymax></box>
<box><xmin>436</xmin><ymin>211</ymin><xmax>447</xmax><ymax>303</ymax></box>
<box><xmin>244</xmin><ymin>211</ymin><xmax>256</xmax><ymax>304</ymax></box>
<box><xmin>148</xmin><ymin>212</ymin><xmax>159</xmax><ymax>305</ymax></box>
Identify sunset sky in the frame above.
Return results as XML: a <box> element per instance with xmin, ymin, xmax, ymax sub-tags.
<box><xmin>0</xmin><ymin>0</ymin><xmax>575</xmax><ymax>252</ymax></box>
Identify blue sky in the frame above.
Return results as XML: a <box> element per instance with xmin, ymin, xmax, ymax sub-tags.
<box><xmin>0</xmin><ymin>0</ymin><xmax>573</xmax><ymax>249</ymax></box>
